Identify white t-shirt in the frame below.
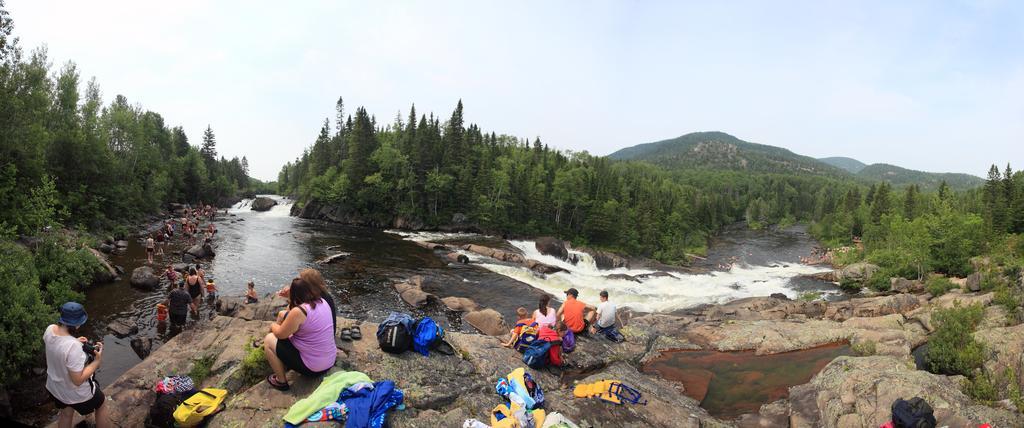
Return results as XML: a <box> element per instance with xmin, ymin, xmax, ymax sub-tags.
<box><xmin>43</xmin><ymin>325</ymin><xmax>94</xmax><ymax>404</ymax></box>
<box><xmin>533</xmin><ymin>308</ymin><xmax>557</xmax><ymax>328</ymax></box>
<box><xmin>596</xmin><ymin>301</ymin><xmax>618</xmax><ymax>328</ymax></box>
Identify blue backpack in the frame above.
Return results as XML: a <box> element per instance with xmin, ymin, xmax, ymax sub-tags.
<box><xmin>413</xmin><ymin>317</ymin><xmax>444</xmax><ymax>356</ymax></box>
<box><xmin>522</xmin><ymin>341</ymin><xmax>552</xmax><ymax>369</ymax></box>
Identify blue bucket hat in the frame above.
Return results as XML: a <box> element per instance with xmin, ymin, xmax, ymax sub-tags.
<box><xmin>58</xmin><ymin>302</ymin><xmax>88</xmax><ymax>327</ymax></box>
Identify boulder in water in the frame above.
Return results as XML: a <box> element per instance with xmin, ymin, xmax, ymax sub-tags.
<box><xmin>445</xmin><ymin>253</ymin><xmax>469</xmax><ymax>264</ymax></box>
<box><xmin>129</xmin><ymin>266</ymin><xmax>160</xmax><ymax>290</ymax></box>
<box><xmin>636</xmin><ymin>271</ymin><xmax>678</xmax><ymax>280</ymax></box>
<box><xmin>115</xmin><ymin>240</ymin><xmax>129</xmax><ymax>249</ymax></box>
<box><xmin>525</xmin><ymin>259</ymin><xmax>564</xmax><ymax>275</ymax></box>
<box><xmin>605</xmin><ymin>273</ymin><xmax>640</xmax><ymax>283</ymax></box>
<box><xmin>108</xmin><ymin>320</ymin><xmax>138</xmax><ymax>338</ymax></box>
<box><xmin>185</xmin><ymin>243</ymin><xmax>214</xmax><ymax>260</ymax></box>
<box><xmin>250</xmin><ymin>196</ymin><xmax>277</xmax><ymax>212</ymax></box>
<box><xmin>581</xmin><ymin>247</ymin><xmax>630</xmax><ymax>269</ymax></box>
<box><xmin>130</xmin><ymin>337</ymin><xmax>153</xmax><ymax>359</ymax></box>
<box><xmin>464</xmin><ymin>309</ymin><xmax>508</xmax><ymax>336</ymax></box>
<box><xmin>441</xmin><ymin>296</ymin><xmax>479</xmax><ymax>312</ymax></box>
<box><xmin>316</xmin><ymin>252</ymin><xmax>350</xmax><ymax>265</ymax></box>
<box><xmin>394</xmin><ymin>276</ymin><xmax>435</xmax><ymax>308</ymax></box>
<box><xmin>535</xmin><ymin>236</ymin><xmax>568</xmax><ymax>261</ymax></box>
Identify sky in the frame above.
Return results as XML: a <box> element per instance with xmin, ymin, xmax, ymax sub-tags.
<box><xmin>7</xmin><ymin>1</ymin><xmax>1023</xmax><ymax>181</ymax></box>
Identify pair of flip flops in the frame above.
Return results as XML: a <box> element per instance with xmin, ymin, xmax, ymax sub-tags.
<box><xmin>339</xmin><ymin>325</ymin><xmax>362</xmax><ymax>341</ymax></box>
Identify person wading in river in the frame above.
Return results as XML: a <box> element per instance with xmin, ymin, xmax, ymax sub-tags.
<box><xmin>184</xmin><ymin>267</ymin><xmax>204</xmax><ymax>313</ymax></box>
<box><xmin>145</xmin><ymin>234</ymin><xmax>155</xmax><ymax>264</ymax></box>
<box><xmin>165</xmin><ymin>282</ymin><xmax>192</xmax><ymax>325</ymax></box>
<box><xmin>263</xmin><ymin>278</ymin><xmax>337</xmax><ymax>391</ymax></box>
<box><xmin>44</xmin><ymin>302</ymin><xmax>111</xmax><ymax>428</ymax></box>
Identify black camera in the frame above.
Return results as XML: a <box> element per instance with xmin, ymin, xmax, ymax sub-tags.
<box><xmin>81</xmin><ymin>340</ymin><xmax>99</xmax><ymax>360</ymax></box>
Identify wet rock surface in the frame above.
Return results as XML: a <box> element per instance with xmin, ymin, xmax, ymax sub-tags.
<box><xmin>250</xmin><ymin>196</ymin><xmax>278</xmax><ymax>212</ymax></box>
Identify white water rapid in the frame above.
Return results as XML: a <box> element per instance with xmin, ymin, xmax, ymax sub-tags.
<box><xmin>389</xmin><ymin>231</ymin><xmax>836</xmax><ymax>313</ymax></box>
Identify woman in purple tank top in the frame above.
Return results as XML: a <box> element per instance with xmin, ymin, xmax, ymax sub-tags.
<box><xmin>263</xmin><ymin>277</ymin><xmax>337</xmax><ymax>391</ymax></box>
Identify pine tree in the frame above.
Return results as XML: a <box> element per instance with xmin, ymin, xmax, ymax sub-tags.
<box><xmin>201</xmin><ymin>125</ymin><xmax>217</xmax><ymax>161</ymax></box>
<box><xmin>984</xmin><ymin>164</ymin><xmax>1007</xmax><ymax>233</ymax></box>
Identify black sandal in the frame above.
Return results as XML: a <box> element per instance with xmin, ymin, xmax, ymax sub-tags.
<box><xmin>340</xmin><ymin>328</ymin><xmax>352</xmax><ymax>341</ymax></box>
<box><xmin>350</xmin><ymin>326</ymin><xmax>362</xmax><ymax>340</ymax></box>
<box><xmin>267</xmin><ymin>374</ymin><xmax>289</xmax><ymax>391</ymax></box>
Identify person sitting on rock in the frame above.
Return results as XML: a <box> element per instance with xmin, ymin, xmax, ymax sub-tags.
<box><xmin>533</xmin><ymin>295</ymin><xmax>557</xmax><ymax>329</ymax></box>
<box><xmin>501</xmin><ymin>307</ymin><xmax>533</xmax><ymax>348</ymax></box>
<box><xmin>557</xmin><ymin>288</ymin><xmax>596</xmax><ymax>335</ymax></box>
<box><xmin>591</xmin><ymin>290</ymin><xmax>623</xmax><ymax>338</ymax></box>
<box><xmin>277</xmin><ymin>269</ymin><xmax>337</xmax><ymax>336</ymax></box>
<box><xmin>44</xmin><ymin>302</ymin><xmax>111</xmax><ymax>428</ymax></box>
<box><xmin>263</xmin><ymin>277</ymin><xmax>337</xmax><ymax>391</ymax></box>
<box><xmin>246</xmin><ymin>280</ymin><xmax>259</xmax><ymax>304</ymax></box>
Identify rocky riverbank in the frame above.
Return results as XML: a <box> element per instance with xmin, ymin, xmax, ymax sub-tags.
<box><xmin>58</xmin><ymin>278</ymin><xmax>1023</xmax><ymax>428</ymax></box>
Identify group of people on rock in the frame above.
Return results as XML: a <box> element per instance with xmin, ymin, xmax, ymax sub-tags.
<box><xmin>502</xmin><ymin>288</ymin><xmax>623</xmax><ymax>349</ymax></box>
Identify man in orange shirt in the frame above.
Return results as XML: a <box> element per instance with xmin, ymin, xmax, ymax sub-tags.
<box><xmin>557</xmin><ymin>288</ymin><xmax>596</xmax><ymax>334</ymax></box>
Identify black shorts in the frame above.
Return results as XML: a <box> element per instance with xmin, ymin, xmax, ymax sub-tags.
<box><xmin>572</xmin><ymin>319</ymin><xmax>590</xmax><ymax>335</ymax></box>
<box><xmin>170</xmin><ymin>312</ymin><xmax>187</xmax><ymax>325</ymax></box>
<box><xmin>147</xmin><ymin>247</ymin><xmax>154</xmax><ymax>253</ymax></box>
<box><xmin>50</xmin><ymin>388</ymin><xmax>105</xmax><ymax>415</ymax></box>
<box><xmin>276</xmin><ymin>338</ymin><xmax>327</xmax><ymax>377</ymax></box>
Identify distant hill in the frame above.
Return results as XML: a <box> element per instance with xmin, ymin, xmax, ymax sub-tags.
<box><xmin>855</xmin><ymin>163</ymin><xmax>984</xmax><ymax>191</ymax></box>
<box><xmin>608</xmin><ymin>132</ymin><xmax>847</xmax><ymax>177</ymax></box>
<box><xmin>818</xmin><ymin>157</ymin><xmax>867</xmax><ymax>174</ymax></box>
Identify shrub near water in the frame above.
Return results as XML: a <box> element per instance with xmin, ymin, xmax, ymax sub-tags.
<box><xmin>925</xmin><ymin>303</ymin><xmax>985</xmax><ymax>376</ymax></box>
<box><xmin>0</xmin><ymin>242</ymin><xmax>57</xmax><ymax>385</ymax></box>
<box><xmin>925</xmin><ymin>276</ymin><xmax>956</xmax><ymax>297</ymax></box>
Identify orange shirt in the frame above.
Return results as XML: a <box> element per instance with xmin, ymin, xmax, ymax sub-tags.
<box><xmin>561</xmin><ymin>297</ymin><xmax>586</xmax><ymax>333</ymax></box>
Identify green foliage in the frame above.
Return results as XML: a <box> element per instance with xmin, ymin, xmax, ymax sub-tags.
<box><xmin>856</xmin><ymin>163</ymin><xmax>984</xmax><ymax>191</ymax></box>
<box><xmin>32</xmin><ymin>233</ymin><xmax>100</xmax><ymax>305</ymax></box>
<box><xmin>231</xmin><ymin>343</ymin><xmax>270</xmax><ymax>388</ymax></box>
<box><xmin>1007</xmin><ymin>367</ymin><xmax>1024</xmax><ymax>413</ymax></box>
<box><xmin>188</xmin><ymin>354</ymin><xmax>216</xmax><ymax>385</ymax></box>
<box><xmin>0</xmin><ymin>241</ymin><xmax>56</xmax><ymax>386</ymax></box>
<box><xmin>0</xmin><ymin>7</ymin><xmax>255</xmax><ymax>233</ymax></box>
<box><xmin>925</xmin><ymin>276</ymin><xmax>956</xmax><ymax>297</ymax></box>
<box><xmin>798</xmin><ymin>291</ymin><xmax>822</xmax><ymax>301</ymax></box>
<box><xmin>925</xmin><ymin>304</ymin><xmax>985</xmax><ymax>376</ymax></box>
<box><xmin>962</xmin><ymin>369</ymin><xmax>998</xmax><ymax>404</ymax></box>
<box><xmin>851</xmin><ymin>340</ymin><xmax>876</xmax><ymax>356</ymax></box>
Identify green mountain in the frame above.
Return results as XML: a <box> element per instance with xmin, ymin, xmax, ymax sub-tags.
<box><xmin>608</xmin><ymin>131</ymin><xmax>848</xmax><ymax>177</ymax></box>
<box><xmin>818</xmin><ymin>156</ymin><xmax>867</xmax><ymax>174</ymax></box>
<box><xmin>855</xmin><ymin>163</ymin><xmax>984</xmax><ymax>191</ymax></box>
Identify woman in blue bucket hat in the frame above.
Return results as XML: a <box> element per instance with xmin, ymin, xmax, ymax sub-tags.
<box><xmin>43</xmin><ymin>302</ymin><xmax>110</xmax><ymax>428</ymax></box>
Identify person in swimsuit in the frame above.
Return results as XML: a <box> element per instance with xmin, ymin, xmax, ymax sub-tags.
<box><xmin>246</xmin><ymin>280</ymin><xmax>259</xmax><ymax>304</ymax></box>
<box><xmin>145</xmin><ymin>235</ymin><xmax>155</xmax><ymax>264</ymax></box>
<box><xmin>155</xmin><ymin>232</ymin><xmax>165</xmax><ymax>256</ymax></box>
<box><xmin>184</xmin><ymin>268</ymin><xmax>204</xmax><ymax>313</ymax></box>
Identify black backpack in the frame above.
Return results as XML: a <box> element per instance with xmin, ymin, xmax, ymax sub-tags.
<box><xmin>377</xmin><ymin>312</ymin><xmax>414</xmax><ymax>354</ymax></box>
<box><xmin>146</xmin><ymin>390</ymin><xmax>195</xmax><ymax>428</ymax></box>
<box><xmin>891</xmin><ymin>397</ymin><xmax>936</xmax><ymax>428</ymax></box>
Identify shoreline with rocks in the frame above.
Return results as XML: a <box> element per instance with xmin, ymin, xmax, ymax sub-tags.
<box><xmin>53</xmin><ymin>272</ymin><xmax>1022</xmax><ymax>427</ymax></box>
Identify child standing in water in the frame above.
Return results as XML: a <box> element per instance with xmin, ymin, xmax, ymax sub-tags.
<box><xmin>156</xmin><ymin>303</ymin><xmax>168</xmax><ymax>323</ymax></box>
<box><xmin>246</xmin><ymin>280</ymin><xmax>259</xmax><ymax>304</ymax></box>
<box><xmin>205</xmin><ymin>279</ymin><xmax>217</xmax><ymax>300</ymax></box>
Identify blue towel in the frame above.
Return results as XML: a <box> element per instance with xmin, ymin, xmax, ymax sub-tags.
<box><xmin>339</xmin><ymin>381</ymin><xmax>404</xmax><ymax>428</ymax></box>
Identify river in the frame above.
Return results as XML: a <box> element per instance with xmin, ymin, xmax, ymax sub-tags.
<box><xmin>12</xmin><ymin>195</ymin><xmax>839</xmax><ymax>424</ymax></box>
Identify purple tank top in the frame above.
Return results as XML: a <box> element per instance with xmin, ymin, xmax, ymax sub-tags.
<box><xmin>290</xmin><ymin>298</ymin><xmax>336</xmax><ymax>372</ymax></box>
